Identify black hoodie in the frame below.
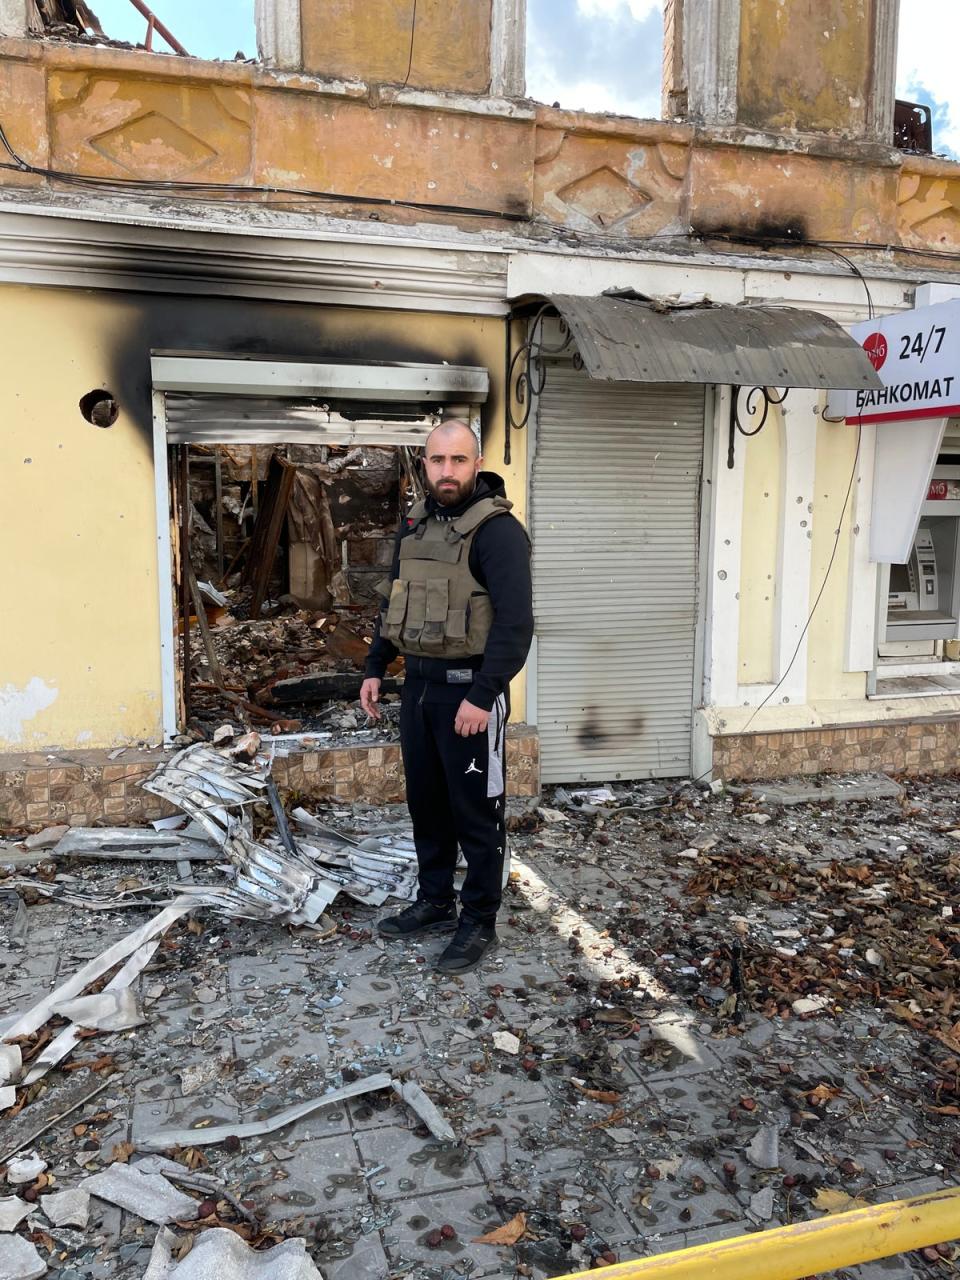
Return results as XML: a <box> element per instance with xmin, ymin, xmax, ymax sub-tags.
<box><xmin>364</xmin><ymin>471</ymin><xmax>534</xmax><ymax>710</ymax></box>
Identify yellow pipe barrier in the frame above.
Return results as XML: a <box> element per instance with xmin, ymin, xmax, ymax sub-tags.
<box><xmin>552</xmin><ymin>1186</ymin><xmax>960</xmax><ymax>1280</ymax></box>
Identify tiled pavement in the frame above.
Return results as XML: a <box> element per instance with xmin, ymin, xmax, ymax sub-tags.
<box><xmin>1</xmin><ymin>807</ymin><xmax>957</xmax><ymax>1279</ymax></box>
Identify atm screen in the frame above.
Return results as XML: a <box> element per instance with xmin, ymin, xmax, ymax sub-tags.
<box><xmin>889</xmin><ymin>563</ymin><xmax>912</xmax><ymax>594</ymax></box>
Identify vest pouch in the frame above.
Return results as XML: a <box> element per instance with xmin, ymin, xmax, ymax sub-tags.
<box><xmin>402</xmin><ymin>581</ymin><xmax>427</xmax><ymax>648</ymax></box>
<box><xmin>381</xmin><ymin>579</ymin><xmax>409</xmax><ymax>642</ymax></box>
<box><xmin>466</xmin><ymin>591</ymin><xmax>493</xmax><ymax>651</ymax></box>
<box><xmin>420</xmin><ymin>578</ymin><xmax>450</xmax><ymax>653</ymax></box>
<box><xmin>445</xmin><ymin>607</ymin><xmax>467</xmax><ymax>644</ymax></box>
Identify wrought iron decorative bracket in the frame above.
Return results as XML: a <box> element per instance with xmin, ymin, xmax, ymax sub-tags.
<box><xmin>504</xmin><ymin>304</ymin><xmax>575</xmax><ymax>464</ymax></box>
<box><xmin>727</xmin><ymin>384</ymin><xmax>789</xmax><ymax>468</ymax></box>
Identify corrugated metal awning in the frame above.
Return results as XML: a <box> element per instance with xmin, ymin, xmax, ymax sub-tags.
<box><xmin>534</xmin><ymin>295</ymin><xmax>884</xmax><ymax>391</ymax></box>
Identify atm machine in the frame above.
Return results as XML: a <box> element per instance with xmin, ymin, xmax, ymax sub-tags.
<box><xmin>884</xmin><ymin>464</ymin><xmax>960</xmax><ymax>645</ymax></box>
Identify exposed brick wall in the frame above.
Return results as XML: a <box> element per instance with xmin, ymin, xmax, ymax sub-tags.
<box><xmin>713</xmin><ymin>717</ymin><xmax>960</xmax><ymax>781</ymax></box>
<box><xmin>0</xmin><ymin>728</ymin><xmax>540</xmax><ymax>833</ymax></box>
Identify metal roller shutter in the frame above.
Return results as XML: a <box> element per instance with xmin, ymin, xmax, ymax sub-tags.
<box><xmin>532</xmin><ymin>365</ymin><xmax>705</xmax><ymax>782</ymax></box>
<box><xmin>163</xmin><ymin>394</ymin><xmax>439</xmax><ymax>447</ymax></box>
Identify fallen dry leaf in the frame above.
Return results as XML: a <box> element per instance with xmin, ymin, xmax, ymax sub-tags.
<box><xmin>111</xmin><ymin>1142</ymin><xmax>135</xmax><ymax>1164</ymax></box>
<box><xmin>927</xmin><ymin>1105</ymin><xmax>960</xmax><ymax>1116</ymax></box>
<box><xmin>473</xmin><ymin>1212</ymin><xmax>527</xmax><ymax>1246</ymax></box>
<box><xmin>933</xmin><ymin>1029</ymin><xmax>960</xmax><ymax>1056</ymax></box>
<box><xmin>813</xmin><ymin>1188</ymin><xmax>870</xmax><ymax>1213</ymax></box>
<box><xmin>63</xmin><ymin>1054</ymin><xmax>115</xmax><ymax>1074</ymax></box>
<box><xmin>571</xmin><ymin>1082</ymin><xmax>622</xmax><ymax>1105</ymax></box>
<box><xmin>807</xmin><ymin>1083</ymin><xmax>843</xmax><ymax>1107</ymax></box>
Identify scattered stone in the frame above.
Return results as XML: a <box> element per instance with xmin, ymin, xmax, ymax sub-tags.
<box><xmin>41</xmin><ymin>1188</ymin><xmax>90</xmax><ymax>1228</ymax></box>
<box><xmin>80</xmin><ymin>1163</ymin><xmax>197</xmax><ymax>1226</ymax></box>
<box><xmin>493</xmin><ymin>1031</ymin><xmax>521</xmax><ymax>1054</ymax></box>
<box><xmin>745</xmin><ymin>1125</ymin><xmax>780</xmax><ymax>1170</ymax></box>
<box><xmin>6</xmin><ymin>1152</ymin><xmax>46</xmax><ymax>1185</ymax></box>
<box><xmin>212</xmin><ymin>724</ymin><xmax>236</xmax><ymax>745</ymax></box>
<box><xmin>792</xmin><ymin>995</ymin><xmax>831</xmax><ymax>1016</ymax></box>
<box><xmin>0</xmin><ymin>1195</ymin><xmax>32</xmax><ymax>1231</ymax></box>
<box><xmin>0</xmin><ymin>1235</ymin><xmax>47</xmax><ymax>1280</ymax></box>
<box><xmin>748</xmin><ymin>1186</ymin><xmax>775</xmax><ymax>1222</ymax></box>
<box><xmin>23</xmin><ymin>825</ymin><xmax>69</xmax><ymax>851</ymax></box>
<box><xmin>230</xmin><ymin>731</ymin><xmax>262</xmax><ymax>761</ymax></box>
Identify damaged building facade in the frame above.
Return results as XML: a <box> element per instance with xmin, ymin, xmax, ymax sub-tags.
<box><xmin>3</xmin><ymin>0</ymin><xmax>960</xmax><ymax>825</ymax></box>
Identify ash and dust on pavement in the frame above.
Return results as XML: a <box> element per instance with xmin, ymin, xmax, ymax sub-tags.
<box><xmin>2</xmin><ymin>769</ymin><xmax>959</xmax><ymax>1279</ymax></box>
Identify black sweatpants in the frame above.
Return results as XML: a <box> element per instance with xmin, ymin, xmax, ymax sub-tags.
<box><xmin>399</xmin><ymin>678</ymin><xmax>508</xmax><ymax>927</ymax></box>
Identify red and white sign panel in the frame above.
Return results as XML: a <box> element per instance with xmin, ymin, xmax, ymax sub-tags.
<box><xmin>826</xmin><ymin>297</ymin><xmax>960</xmax><ymax>425</ymax></box>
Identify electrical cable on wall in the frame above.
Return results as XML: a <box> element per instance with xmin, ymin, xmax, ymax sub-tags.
<box><xmin>5</xmin><ymin>113</ymin><xmax>960</xmax><ymax>267</ymax></box>
<box><xmin>740</xmin><ymin>419</ymin><xmax>863</xmax><ymax>733</ymax></box>
<box><xmin>738</xmin><ymin>245</ymin><xmax>876</xmax><ymax>733</ymax></box>
<box><xmin>0</xmin><ymin>121</ymin><xmax>526</xmax><ymax>222</ymax></box>
<box><xmin>400</xmin><ymin>0</ymin><xmax>418</xmax><ymax>88</ymax></box>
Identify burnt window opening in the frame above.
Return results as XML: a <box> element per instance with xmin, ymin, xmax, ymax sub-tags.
<box><xmin>894</xmin><ymin>100</ymin><xmax>933</xmax><ymax>154</ymax></box>
<box><xmin>29</xmin><ymin>0</ymin><xmax>256</xmax><ymax>62</ymax></box>
<box><xmin>79</xmin><ymin>388</ymin><xmax>120</xmax><ymax>428</ymax></box>
<box><xmin>171</xmin><ymin>436</ymin><xmax>431</xmax><ymax>742</ymax></box>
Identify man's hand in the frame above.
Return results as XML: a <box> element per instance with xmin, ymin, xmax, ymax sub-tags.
<box><xmin>360</xmin><ymin>677</ymin><xmax>382</xmax><ymax>721</ymax></box>
<box><xmin>455</xmin><ymin>699</ymin><xmax>489</xmax><ymax>737</ymax></box>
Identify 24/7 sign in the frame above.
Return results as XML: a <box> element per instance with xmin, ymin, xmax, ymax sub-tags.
<box><xmin>826</xmin><ymin>296</ymin><xmax>960</xmax><ymax>424</ymax></box>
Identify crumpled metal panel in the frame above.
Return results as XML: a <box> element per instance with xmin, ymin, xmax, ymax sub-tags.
<box><xmin>546</xmin><ymin>296</ymin><xmax>884</xmax><ymax>390</ymax></box>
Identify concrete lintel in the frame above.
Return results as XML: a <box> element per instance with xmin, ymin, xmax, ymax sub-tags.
<box><xmin>490</xmin><ymin>0</ymin><xmax>525</xmax><ymax>98</ymax></box>
<box><xmin>685</xmin><ymin>0</ymin><xmax>741</xmax><ymax>126</ymax></box>
<box><xmin>378</xmin><ymin>84</ymin><xmax>534</xmax><ymax>120</ymax></box>
<box><xmin>255</xmin><ymin>0</ymin><xmax>301</xmax><ymax>70</ymax></box>
<box><xmin>0</xmin><ymin>204</ymin><xmax>511</xmax><ymax>314</ymax></box>
<box><xmin>868</xmin><ymin>0</ymin><xmax>899</xmax><ymax>144</ymax></box>
<box><xmin>693</xmin><ymin>124</ymin><xmax>903</xmax><ymax>168</ymax></box>
<box><xmin>0</xmin><ymin>33</ymin><xmax>531</xmax><ymax>121</ymax></box>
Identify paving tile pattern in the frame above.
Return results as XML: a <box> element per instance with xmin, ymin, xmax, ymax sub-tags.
<box><xmin>3</xmin><ymin>779</ymin><xmax>960</xmax><ymax>1278</ymax></box>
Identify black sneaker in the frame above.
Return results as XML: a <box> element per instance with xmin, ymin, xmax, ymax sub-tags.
<box><xmin>378</xmin><ymin>899</ymin><xmax>458</xmax><ymax>938</ymax></box>
<box><xmin>434</xmin><ymin>920</ymin><xmax>498</xmax><ymax>974</ymax></box>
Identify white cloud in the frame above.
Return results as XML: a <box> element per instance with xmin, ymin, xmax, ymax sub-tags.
<box><xmin>575</xmin><ymin>0</ymin><xmax>662</xmax><ymax>18</ymax></box>
<box><xmin>896</xmin><ymin>0</ymin><xmax>960</xmax><ymax>157</ymax></box>
<box><xmin>525</xmin><ymin>49</ymin><xmax>657</xmax><ymax>117</ymax></box>
<box><xmin>525</xmin><ymin>0</ymin><xmax>662</xmax><ymax>118</ymax></box>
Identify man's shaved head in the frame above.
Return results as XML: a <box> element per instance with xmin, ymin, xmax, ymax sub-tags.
<box><xmin>424</xmin><ymin>420</ymin><xmax>480</xmax><ymax>459</ymax></box>
<box><xmin>422</xmin><ymin>419</ymin><xmax>483</xmax><ymax>506</ymax></box>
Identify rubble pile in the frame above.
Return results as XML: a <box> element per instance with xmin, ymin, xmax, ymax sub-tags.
<box><xmin>1</xmin><ymin>770</ymin><xmax>959</xmax><ymax>1278</ymax></box>
<box><xmin>181</xmin><ymin>442</ymin><xmax>408</xmax><ymax>743</ymax></box>
<box><xmin>185</xmin><ymin>603</ymin><xmax>401</xmax><ymax>744</ymax></box>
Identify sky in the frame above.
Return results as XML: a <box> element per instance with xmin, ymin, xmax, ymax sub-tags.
<box><xmin>89</xmin><ymin>0</ymin><xmax>958</xmax><ymax>156</ymax></box>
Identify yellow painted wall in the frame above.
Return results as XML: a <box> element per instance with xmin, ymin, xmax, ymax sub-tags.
<box><xmin>737</xmin><ymin>0</ymin><xmax>874</xmax><ymax>136</ymax></box>
<box><xmin>0</xmin><ymin>283</ymin><xmax>519</xmax><ymax>750</ymax></box>
<box><xmin>737</xmin><ymin>408</ymin><xmax>783</xmax><ymax>684</ymax></box>
<box><xmin>0</xmin><ymin>285</ymin><xmax>162</xmax><ymax>752</ymax></box>
<box><xmin>806</xmin><ymin>413</ymin><xmax>866</xmax><ymax>700</ymax></box>
<box><xmin>300</xmin><ymin>0</ymin><xmax>493</xmax><ymax>93</ymax></box>
<box><xmin>7</xmin><ymin>37</ymin><xmax>960</xmax><ymax>259</ymax></box>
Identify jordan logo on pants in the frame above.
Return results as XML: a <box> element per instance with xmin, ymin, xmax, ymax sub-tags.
<box><xmin>465</xmin><ymin>758</ymin><xmax>481</xmax><ymax>775</ymax></box>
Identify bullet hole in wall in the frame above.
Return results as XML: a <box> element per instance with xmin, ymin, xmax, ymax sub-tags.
<box><xmin>79</xmin><ymin>389</ymin><xmax>120</xmax><ymax>428</ymax></box>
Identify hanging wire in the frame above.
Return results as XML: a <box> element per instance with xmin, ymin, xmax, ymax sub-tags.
<box><xmin>400</xmin><ymin>0</ymin><xmax>418</xmax><ymax>88</ymax></box>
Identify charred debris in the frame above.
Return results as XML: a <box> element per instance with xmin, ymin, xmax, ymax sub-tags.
<box><xmin>174</xmin><ymin>443</ymin><xmax>416</xmax><ymax>744</ymax></box>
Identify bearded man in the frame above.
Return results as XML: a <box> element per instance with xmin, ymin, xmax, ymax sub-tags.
<box><xmin>360</xmin><ymin>420</ymin><xmax>534</xmax><ymax>973</ymax></box>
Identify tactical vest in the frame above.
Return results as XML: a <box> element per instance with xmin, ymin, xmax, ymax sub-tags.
<box><xmin>380</xmin><ymin>495</ymin><xmax>513</xmax><ymax>660</ymax></box>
